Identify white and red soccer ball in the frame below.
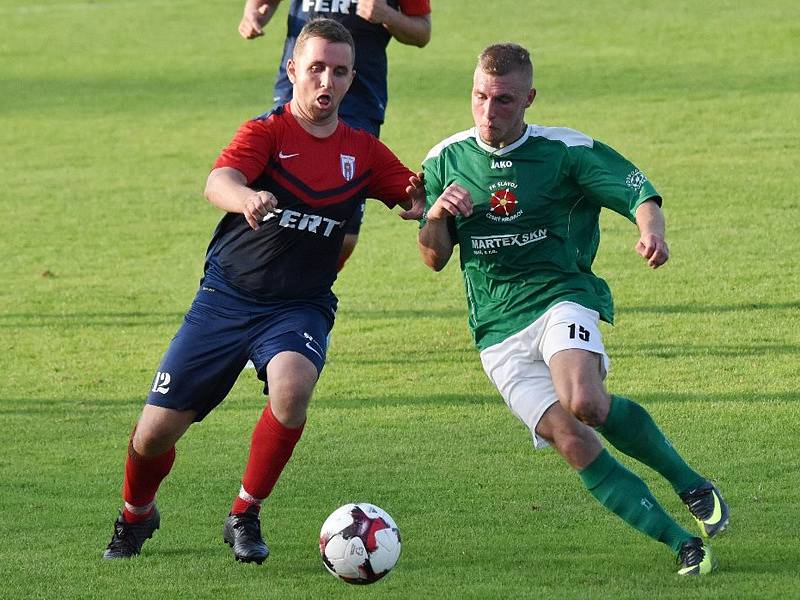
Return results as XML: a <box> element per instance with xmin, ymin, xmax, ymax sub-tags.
<box><xmin>319</xmin><ymin>503</ymin><xmax>401</xmax><ymax>584</ymax></box>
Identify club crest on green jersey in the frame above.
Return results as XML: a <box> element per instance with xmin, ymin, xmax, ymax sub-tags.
<box><xmin>625</xmin><ymin>169</ymin><xmax>648</xmax><ymax>190</ymax></box>
<box><xmin>487</xmin><ymin>181</ymin><xmax>523</xmax><ymax>222</ymax></box>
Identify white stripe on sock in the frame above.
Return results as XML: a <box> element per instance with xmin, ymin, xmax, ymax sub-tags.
<box><xmin>238</xmin><ymin>485</ymin><xmax>264</xmax><ymax>506</ymax></box>
<box><xmin>124</xmin><ymin>500</ymin><xmax>155</xmax><ymax>514</ymax></box>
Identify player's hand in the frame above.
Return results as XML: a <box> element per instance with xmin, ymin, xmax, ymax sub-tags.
<box><xmin>242</xmin><ymin>190</ymin><xmax>277</xmax><ymax>230</ymax></box>
<box><xmin>427</xmin><ymin>183</ymin><xmax>473</xmax><ymax>221</ymax></box>
<box><xmin>355</xmin><ymin>0</ymin><xmax>392</xmax><ymax>24</ymax></box>
<box><xmin>239</xmin><ymin>3</ymin><xmax>270</xmax><ymax>39</ymax></box>
<box><xmin>635</xmin><ymin>233</ymin><xmax>669</xmax><ymax>268</ymax></box>
<box><xmin>398</xmin><ymin>172</ymin><xmax>425</xmax><ymax>220</ymax></box>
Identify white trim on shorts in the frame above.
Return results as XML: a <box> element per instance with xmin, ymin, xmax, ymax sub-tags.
<box><xmin>479</xmin><ymin>301</ymin><xmax>610</xmax><ymax>449</ymax></box>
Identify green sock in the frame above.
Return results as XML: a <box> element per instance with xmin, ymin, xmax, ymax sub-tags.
<box><xmin>597</xmin><ymin>395</ymin><xmax>705</xmax><ymax>494</ymax></box>
<box><xmin>579</xmin><ymin>449</ymin><xmax>693</xmax><ymax>554</ymax></box>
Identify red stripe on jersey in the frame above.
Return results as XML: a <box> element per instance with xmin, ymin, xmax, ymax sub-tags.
<box><xmin>269</xmin><ymin>159</ymin><xmax>371</xmax><ymax>208</ymax></box>
<box><xmin>399</xmin><ymin>0</ymin><xmax>431</xmax><ymax>16</ymax></box>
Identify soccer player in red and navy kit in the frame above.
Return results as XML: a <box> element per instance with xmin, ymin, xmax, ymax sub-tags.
<box><xmin>102</xmin><ymin>19</ymin><xmax>424</xmax><ymax>564</ymax></box>
<box><xmin>238</xmin><ymin>0</ymin><xmax>432</xmax><ymax>270</ymax></box>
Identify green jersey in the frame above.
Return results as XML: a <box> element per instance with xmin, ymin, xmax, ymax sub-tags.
<box><xmin>421</xmin><ymin>125</ymin><xmax>661</xmax><ymax>350</ymax></box>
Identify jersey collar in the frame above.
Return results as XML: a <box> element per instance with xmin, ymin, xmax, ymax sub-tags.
<box><xmin>473</xmin><ymin>125</ymin><xmax>532</xmax><ymax>156</ymax></box>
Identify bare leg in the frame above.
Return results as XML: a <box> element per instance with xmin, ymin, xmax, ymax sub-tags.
<box><xmin>133</xmin><ymin>404</ymin><xmax>197</xmax><ymax>457</ymax></box>
<box><xmin>535</xmin><ymin>401</ymin><xmax>603</xmax><ymax>469</ymax></box>
<box><xmin>265</xmin><ymin>350</ymin><xmax>319</xmax><ymax>427</ymax></box>
<box><xmin>548</xmin><ymin>348</ymin><xmax>610</xmax><ymax>427</ymax></box>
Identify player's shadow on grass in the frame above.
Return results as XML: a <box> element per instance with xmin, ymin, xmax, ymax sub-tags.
<box><xmin>341</xmin><ymin>306</ymin><xmax>467</xmax><ymax>319</ymax></box>
<box><xmin>317</xmin><ymin>390</ymin><xmax>800</xmax><ymax>411</ymax></box>
<box><xmin>0</xmin><ymin>396</ymin><xmax>144</xmax><ymax>416</ymax></box>
<box><xmin>0</xmin><ymin>311</ymin><xmax>186</xmax><ymax>328</ymax></box>
<box><xmin>631</xmin><ymin>390</ymin><xmax>799</xmax><ymax>405</ymax></box>
<box><xmin>618</xmin><ymin>300</ymin><xmax>800</xmax><ymax>314</ymax></box>
<box><xmin>611</xmin><ymin>342</ymin><xmax>800</xmax><ymax>359</ymax></box>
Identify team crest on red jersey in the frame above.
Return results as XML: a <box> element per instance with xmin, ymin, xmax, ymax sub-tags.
<box><xmin>340</xmin><ymin>154</ymin><xmax>356</xmax><ymax>181</ymax></box>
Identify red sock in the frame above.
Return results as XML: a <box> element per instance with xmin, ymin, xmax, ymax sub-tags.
<box><xmin>231</xmin><ymin>404</ymin><xmax>305</xmax><ymax>514</ymax></box>
<box><xmin>121</xmin><ymin>437</ymin><xmax>176</xmax><ymax>523</ymax></box>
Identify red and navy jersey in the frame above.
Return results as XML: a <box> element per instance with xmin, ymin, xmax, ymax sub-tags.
<box><xmin>205</xmin><ymin>103</ymin><xmax>414</xmax><ymax>300</ymax></box>
<box><xmin>273</xmin><ymin>0</ymin><xmax>431</xmax><ymax>124</ymax></box>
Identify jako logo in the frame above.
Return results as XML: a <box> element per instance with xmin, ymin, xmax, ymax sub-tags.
<box><xmin>152</xmin><ymin>371</ymin><xmax>171</xmax><ymax>394</ymax></box>
<box><xmin>491</xmin><ymin>160</ymin><xmax>512</xmax><ymax>169</ymax></box>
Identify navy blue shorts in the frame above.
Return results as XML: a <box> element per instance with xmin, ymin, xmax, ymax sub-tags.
<box><xmin>340</xmin><ymin>114</ymin><xmax>380</xmax><ymax>236</ymax></box>
<box><xmin>146</xmin><ymin>285</ymin><xmax>335</xmax><ymax>421</ymax></box>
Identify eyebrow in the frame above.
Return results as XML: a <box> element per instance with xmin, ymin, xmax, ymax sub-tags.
<box><xmin>308</xmin><ymin>60</ymin><xmax>350</xmax><ymax>70</ymax></box>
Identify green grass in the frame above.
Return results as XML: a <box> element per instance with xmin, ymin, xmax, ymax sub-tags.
<box><xmin>2</xmin><ymin>0</ymin><xmax>799</xmax><ymax>598</ymax></box>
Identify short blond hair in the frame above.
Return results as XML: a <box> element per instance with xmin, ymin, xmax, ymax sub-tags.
<box><xmin>478</xmin><ymin>43</ymin><xmax>533</xmax><ymax>84</ymax></box>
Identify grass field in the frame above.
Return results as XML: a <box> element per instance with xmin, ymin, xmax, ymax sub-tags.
<box><xmin>2</xmin><ymin>0</ymin><xmax>799</xmax><ymax>598</ymax></box>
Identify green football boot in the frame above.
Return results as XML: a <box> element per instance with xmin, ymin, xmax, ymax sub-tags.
<box><xmin>680</xmin><ymin>480</ymin><xmax>729</xmax><ymax>538</ymax></box>
<box><xmin>677</xmin><ymin>537</ymin><xmax>716</xmax><ymax>575</ymax></box>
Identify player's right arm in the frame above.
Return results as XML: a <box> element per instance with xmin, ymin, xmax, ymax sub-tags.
<box><xmin>206</xmin><ymin>117</ymin><xmax>278</xmax><ymax>230</ymax></box>
<box><xmin>239</xmin><ymin>0</ymin><xmax>282</xmax><ymax>39</ymax></box>
<box><xmin>205</xmin><ymin>168</ymin><xmax>277</xmax><ymax>231</ymax></box>
<box><xmin>418</xmin><ymin>183</ymin><xmax>472</xmax><ymax>271</ymax></box>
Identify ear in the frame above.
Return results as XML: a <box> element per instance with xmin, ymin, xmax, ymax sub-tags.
<box><xmin>525</xmin><ymin>88</ymin><xmax>537</xmax><ymax>108</ymax></box>
<box><xmin>287</xmin><ymin>58</ymin><xmax>296</xmax><ymax>84</ymax></box>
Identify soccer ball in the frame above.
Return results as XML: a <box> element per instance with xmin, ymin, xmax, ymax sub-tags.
<box><xmin>319</xmin><ymin>502</ymin><xmax>401</xmax><ymax>584</ymax></box>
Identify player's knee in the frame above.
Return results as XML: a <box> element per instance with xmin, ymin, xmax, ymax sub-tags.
<box><xmin>132</xmin><ymin>425</ymin><xmax>173</xmax><ymax>457</ymax></box>
<box><xmin>270</xmin><ymin>393</ymin><xmax>310</xmax><ymax>428</ymax></box>
<box><xmin>563</xmin><ymin>389</ymin><xmax>609</xmax><ymax>427</ymax></box>
<box><xmin>550</xmin><ymin>426</ymin><xmax>598</xmax><ymax>468</ymax></box>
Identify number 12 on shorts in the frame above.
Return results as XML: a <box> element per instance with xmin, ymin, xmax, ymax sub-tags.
<box><xmin>568</xmin><ymin>323</ymin><xmax>590</xmax><ymax>342</ymax></box>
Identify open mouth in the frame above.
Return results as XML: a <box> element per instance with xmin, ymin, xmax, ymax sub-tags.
<box><xmin>316</xmin><ymin>94</ymin><xmax>332</xmax><ymax>109</ymax></box>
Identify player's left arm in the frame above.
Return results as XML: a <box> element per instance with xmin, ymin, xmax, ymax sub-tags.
<box><xmin>634</xmin><ymin>199</ymin><xmax>669</xmax><ymax>269</ymax></box>
<box><xmin>570</xmin><ymin>139</ymin><xmax>667</xmax><ymax>268</ymax></box>
<box><xmin>356</xmin><ymin>0</ymin><xmax>431</xmax><ymax>47</ymax></box>
<box><xmin>366</xmin><ymin>138</ymin><xmax>425</xmax><ymax>219</ymax></box>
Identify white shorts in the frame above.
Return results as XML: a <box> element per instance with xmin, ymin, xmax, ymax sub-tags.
<box><xmin>479</xmin><ymin>301</ymin><xmax>610</xmax><ymax>449</ymax></box>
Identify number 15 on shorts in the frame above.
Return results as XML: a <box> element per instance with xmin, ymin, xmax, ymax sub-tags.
<box><xmin>568</xmin><ymin>323</ymin><xmax>590</xmax><ymax>342</ymax></box>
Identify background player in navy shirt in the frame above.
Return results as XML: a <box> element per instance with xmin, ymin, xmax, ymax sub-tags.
<box><xmin>239</xmin><ymin>0</ymin><xmax>432</xmax><ymax>269</ymax></box>
<box><xmin>103</xmin><ymin>19</ymin><xmax>424</xmax><ymax>564</ymax></box>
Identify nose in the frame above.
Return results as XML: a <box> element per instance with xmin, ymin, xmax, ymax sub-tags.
<box><xmin>319</xmin><ymin>67</ymin><xmax>333</xmax><ymax>89</ymax></box>
<box><xmin>484</xmin><ymin>98</ymin><xmax>498</xmax><ymax>120</ymax></box>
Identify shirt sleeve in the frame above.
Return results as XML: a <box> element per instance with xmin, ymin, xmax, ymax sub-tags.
<box><xmin>420</xmin><ymin>153</ymin><xmax>443</xmax><ymax>227</ymax></box>
<box><xmin>365</xmin><ymin>137</ymin><xmax>415</xmax><ymax>208</ymax></box>
<box><xmin>398</xmin><ymin>0</ymin><xmax>431</xmax><ymax>16</ymax></box>
<box><xmin>212</xmin><ymin>118</ymin><xmax>276</xmax><ymax>185</ymax></box>
<box><xmin>419</xmin><ymin>150</ymin><xmax>458</xmax><ymax>243</ymax></box>
<box><xmin>569</xmin><ymin>140</ymin><xmax>661</xmax><ymax>223</ymax></box>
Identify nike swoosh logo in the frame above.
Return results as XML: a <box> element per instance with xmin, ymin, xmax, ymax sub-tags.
<box><xmin>278</xmin><ymin>151</ymin><xmax>300</xmax><ymax>159</ymax></box>
<box><xmin>305</xmin><ymin>342</ymin><xmax>323</xmax><ymax>360</ymax></box>
<box><xmin>707</xmin><ymin>491</ymin><xmax>722</xmax><ymax>524</ymax></box>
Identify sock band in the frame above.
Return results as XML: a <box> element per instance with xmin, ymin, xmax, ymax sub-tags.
<box><xmin>121</xmin><ymin>437</ymin><xmax>176</xmax><ymax>523</ymax></box>
<box><xmin>237</xmin><ymin>485</ymin><xmax>264</xmax><ymax>506</ymax></box>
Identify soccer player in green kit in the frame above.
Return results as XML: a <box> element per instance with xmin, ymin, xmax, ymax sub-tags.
<box><xmin>418</xmin><ymin>43</ymin><xmax>729</xmax><ymax>575</ymax></box>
